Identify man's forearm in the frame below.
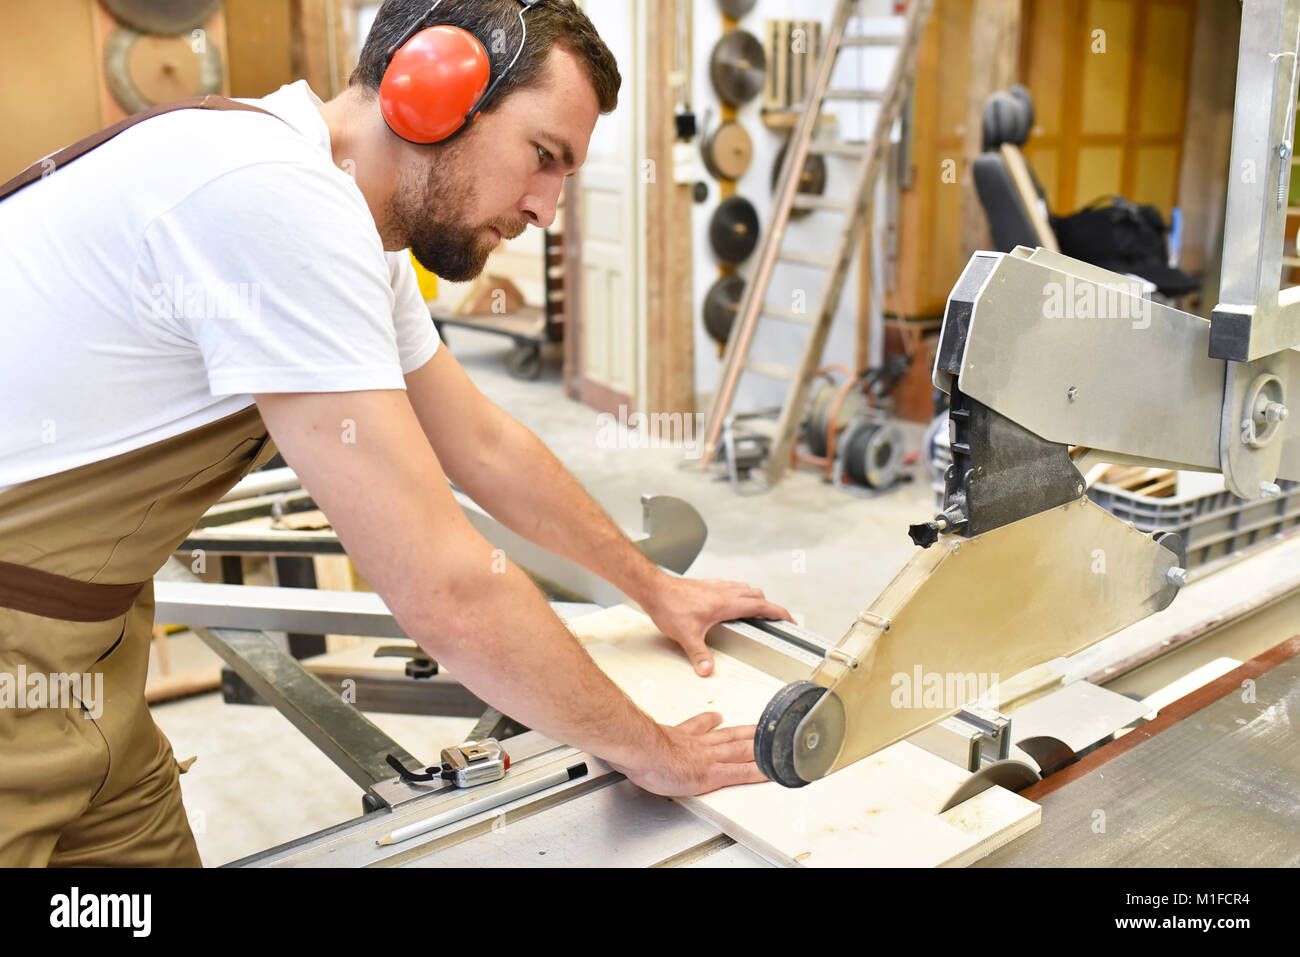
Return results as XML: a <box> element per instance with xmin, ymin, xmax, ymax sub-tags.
<box><xmin>456</xmin><ymin>412</ymin><xmax>664</xmax><ymax>607</ymax></box>
<box><xmin>419</xmin><ymin>552</ymin><xmax>667</xmax><ymax>769</ymax></box>
<box><xmin>254</xmin><ymin>390</ymin><xmax>668</xmax><ymax>773</ymax></box>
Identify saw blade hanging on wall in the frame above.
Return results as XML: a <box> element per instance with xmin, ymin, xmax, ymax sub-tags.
<box><xmin>104</xmin><ymin>26</ymin><xmax>223</xmax><ymax>114</ymax></box>
<box><xmin>103</xmin><ymin>0</ymin><xmax>222</xmax><ymax>34</ymax></box>
<box><xmin>702</xmin><ymin>120</ymin><xmax>754</xmax><ymax>181</ymax></box>
<box><xmin>772</xmin><ymin>141</ymin><xmax>827</xmax><ymax>219</ymax></box>
<box><xmin>710</xmin><ymin>29</ymin><xmax>767</xmax><ymax>106</ymax></box>
<box><xmin>717</xmin><ymin>0</ymin><xmax>759</xmax><ymax>18</ymax></box>
<box><xmin>709</xmin><ymin>196</ymin><xmax>761</xmax><ymax>265</ymax></box>
<box><xmin>703</xmin><ymin>274</ymin><xmax>746</xmax><ymax>344</ymax></box>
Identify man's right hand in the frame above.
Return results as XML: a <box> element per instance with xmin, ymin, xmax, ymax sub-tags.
<box><xmin>606</xmin><ymin>712</ymin><xmax>769</xmax><ymax>796</ymax></box>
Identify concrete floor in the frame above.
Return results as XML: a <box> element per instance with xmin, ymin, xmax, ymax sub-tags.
<box><xmin>151</xmin><ymin>325</ymin><xmax>936</xmax><ymax>866</ymax></box>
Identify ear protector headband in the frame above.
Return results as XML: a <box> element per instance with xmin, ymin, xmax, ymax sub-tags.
<box><xmin>380</xmin><ymin>0</ymin><xmax>544</xmax><ymax>145</ymax></box>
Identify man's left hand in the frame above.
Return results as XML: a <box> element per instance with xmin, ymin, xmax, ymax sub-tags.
<box><xmin>642</xmin><ymin>575</ymin><xmax>794</xmax><ymax>677</ymax></box>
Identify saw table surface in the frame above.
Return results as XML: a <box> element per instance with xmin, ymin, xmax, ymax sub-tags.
<box><xmin>975</xmin><ymin>637</ymin><xmax>1300</xmax><ymax>867</ymax></box>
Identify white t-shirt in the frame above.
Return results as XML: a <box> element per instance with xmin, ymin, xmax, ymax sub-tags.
<box><xmin>0</xmin><ymin>81</ymin><xmax>440</xmax><ymax>492</ymax></box>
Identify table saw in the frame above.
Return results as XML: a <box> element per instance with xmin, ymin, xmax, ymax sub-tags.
<box><xmin>155</xmin><ymin>473</ymin><xmax>1300</xmax><ymax>867</ymax></box>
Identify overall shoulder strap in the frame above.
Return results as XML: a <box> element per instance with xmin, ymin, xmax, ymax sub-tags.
<box><xmin>0</xmin><ymin>95</ymin><xmax>283</xmax><ymax>203</ymax></box>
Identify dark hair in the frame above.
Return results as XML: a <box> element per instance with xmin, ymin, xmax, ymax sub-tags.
<box><xmin>350</xmin><ymin>0</ymin><xmax>620</xmax><ymax>115</ymax></box>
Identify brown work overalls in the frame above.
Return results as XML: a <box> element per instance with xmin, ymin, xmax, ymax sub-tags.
<box><xmin>0</xmin><ymin>98</ymin><xmax>286</xmax><ymax>866</ymax></box>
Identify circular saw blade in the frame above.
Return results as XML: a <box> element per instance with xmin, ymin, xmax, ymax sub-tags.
<box><xmin>718</xmin><ymin>0</ymin><xmax>760</xmax><ymax>18</ymax></box>
<box><xmin>710</xmin><ymin>29</ymin><xmax>767</xmax><ymax>106</ymax></box>
<box><xmin>702</xmin><ymin>120</ymin><xmax>754</xmax><ymax>181</ymax></box>
<box><xmin>773</xmin><ymin>142</ymin><xmax>828</xmax><ymax>219</ymax></box>
<box><xmin>105</xmin><ymin>25</ymin><xmax>223</xmax><ymax>114</ymax></box>
<box><xmin>708</xmin><ymin>195</ymin><xmax>761</xmax><ymax>265</ymax></box>
<box><xmin>939</xmin><ymin>759</ymin><xmax>1040</xmax><ymax>812</ymax></box>
<box><xmin>103</xmin><ymin>0</ymin><xmax>222</xmax><ymax>35</ymax></box>
<box><xmin>703</xmin><ymin>274</ymin><xmax>745</xmax><ymax>344</ymax></box>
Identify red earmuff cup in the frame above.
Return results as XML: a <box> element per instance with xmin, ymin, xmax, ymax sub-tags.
<box><xmin>380</xmin><ymin>25</ymin><xmax>492</xmax><ymax>144</ymax></box>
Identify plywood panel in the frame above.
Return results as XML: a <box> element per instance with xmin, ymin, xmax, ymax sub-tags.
<box><xmin>1138</xmin><ymin>3</ymin><xmax>1193</xmax><ymax>137</ymax></box>
<box><xmin>1132</xmin><ymin>145</ymin><xmax>1180</xmax><ymax>214</ymax></box>
<box><xmin>0</xmin><ymin>0</ymin><xmax>102</xmax><ymax>180</ymax></box>
<box><xmin>936</xmin><ymin>1</ymin><xmax>974</xmax><ymax>137</ymax></box>
<box><xmin>882</xmin><ymin>0</ymin><xmax>979</xmax><ymax>323</ymax></box>
<box><xmin>1022</xmin><ymin>0</ymin><xmax>1065</xmax><ymax>138</ymax></box>
<box><xmin>1080</xmin><ymin>0</ymin><xmax>1135</xmax><ymax>135</ymax></box>
<box><xmin>224</xmin><ymin>0</ymin><xmax>296</xmax><ymax>98</ymax></box>
<box><xmin>1074</xmin><ymin>145</ymin><xmax>1124</xmax><ymax>209</ymax></box>
<box><xmin>961</xmin><ymin>1</ymin><xmax>1023</xmax><ymax>261</ymax></box>
<box><xmin>886</xmin><ymin>6</ymin><xmax>940</xmax><ymax>320</ymax></box>
<box><xmin>931</xmin><ymin>171</ymin><xmax>965</xmax><ymax>289</ymax></box>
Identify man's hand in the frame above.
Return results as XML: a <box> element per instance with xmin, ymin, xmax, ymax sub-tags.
<box><xmin>643</xmin><ymin>575</ymin><xmax>794</xmax><ymax>677</ymax></box>
<box><xmin>606</xmin><ymin>712</ymin><xmax>768</xmax><ymax>795</ymax></box>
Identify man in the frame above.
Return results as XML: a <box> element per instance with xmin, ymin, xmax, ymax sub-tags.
<box><xmin>0</xmin><ymin>0</ymin><xmax>790</xmax><ymax>867</ymax></box>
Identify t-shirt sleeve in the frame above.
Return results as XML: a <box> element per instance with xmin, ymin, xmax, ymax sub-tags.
<box><xmin>387</xmin><ymin>251</ymin><xmax>441</xmax><ymax>375</ymax></box>
<box><xmin>133</xmin><ymin>159</ymin><xmax>411</xmax><ymax>397</ymax></box>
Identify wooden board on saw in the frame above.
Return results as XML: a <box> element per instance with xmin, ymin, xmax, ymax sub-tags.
<box><xmin>564</xmin><ymin>605</ymin><xmax>1040</xmax><ymax>867</ymax></box>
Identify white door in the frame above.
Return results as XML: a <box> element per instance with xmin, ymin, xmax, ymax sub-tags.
<box><xmin>575</xmin><ymin>0</ymin><xmax>642</xmax><ymax>414</ymax></box>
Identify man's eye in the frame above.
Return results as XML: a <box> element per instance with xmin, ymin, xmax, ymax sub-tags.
<box><xmin>537</xmin><ymin>145</ymin><xmax>553</xmax><ymax>165</ymax></box>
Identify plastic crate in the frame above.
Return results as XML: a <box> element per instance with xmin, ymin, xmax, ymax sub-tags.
<box><xmin>1087</xmin><ymin>473</ymin><xmax>1300</xmax><ymax>570</ymax></box>
<box><xmin>925</xmin><ymin>417</ymin><xmax>1300</xmax><ymax>569</ymax></box>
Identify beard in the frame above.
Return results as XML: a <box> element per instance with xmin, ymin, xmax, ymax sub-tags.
<box><xmin>388</xmin><ymin>141</ymin><xmax>522</xmax><ymax>283</ymax></box>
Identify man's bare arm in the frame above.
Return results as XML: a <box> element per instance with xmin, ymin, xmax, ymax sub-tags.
<box><xmin>404</xmin><ymin>350</ymin><xmax>792</xmax><ymax>674</ymax></box>
<box><xmin>253</xmin><ymin>388</ymin><xmax>765</xmax><ymax>794</ymax></box>
<box><xmin>404</xmin><ymin>350</ymin><xmax>664</xmax><ymax>600</ymax></box>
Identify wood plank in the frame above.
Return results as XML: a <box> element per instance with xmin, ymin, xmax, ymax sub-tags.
<box><xmin>643</xmin><ymin>0</ymin><xmax>695</xmax><ymax>416</ymax></box>
<box><xmin>1140</xmin><ymin>473</ymin><xmax>1177</xmax><ymax>498</ymax></box>
<box><xmin>295</xmin><ymin>0</ymin><xmax>351</xmax><ymax>99</ymax></box>
<box><xmin>145</xmin><ymin>665</ymin><xmax>222</xmax><ymax>704</ymax></box>
<box><xmin>960</xmin><ymin>0</ymin><xmax>1022</xmax><ymax>256</ymax></box>
<box><xmin>1000</xmin><ymin>144</ymin><xmax>1059</xmax><ymax>250</ymax></box>
<box><xmin>564</xmin><ymin>606</ymin><xmax>1040</xmax><ymax>867</ymax></box>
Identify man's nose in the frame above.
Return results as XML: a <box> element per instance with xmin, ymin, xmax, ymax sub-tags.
<box><xmin>521</xmin><ymin>180</ymin><xmax>562</xmax><ymax>230</ymax></box>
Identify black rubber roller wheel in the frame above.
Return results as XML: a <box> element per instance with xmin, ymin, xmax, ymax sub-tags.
<box><xmin>755</xmin><ymin>680</ymin><xmax>828</xmax><ymax>789</ymax></box>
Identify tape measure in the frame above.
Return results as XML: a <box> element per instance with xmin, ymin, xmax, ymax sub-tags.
<box><xmin>386</xmin><ymin>738</ymin><xmax>511</xmax><ymax>789</ymax></box>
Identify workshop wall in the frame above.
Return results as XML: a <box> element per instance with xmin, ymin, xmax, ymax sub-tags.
<box><xmin>0</xmin><ymin>0</ymin><xmax>230</xmax><ymax>180</ymax></box>
<box><xmin>1018</xmin><ymin>0</ymin><xmax>1199</xmax><ymax>218</ymax></box>
<box><xmin>692</xmin><ymin>0</ymin><xmax>901</xmax><ymax>414</ymax></box>
<box><xmin>882</xmin><ymin>0</ymin><xmax>977</xmax><ymax>321</ymax></box>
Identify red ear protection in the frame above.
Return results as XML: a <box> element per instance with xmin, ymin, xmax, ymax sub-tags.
<box><xmin>380</xmin><ymin>24</ymin><xmax>491</xmax><ymax>145</ymax></box>
<box><xmin>379</xmin><ymin>0</ymin><xmax>543</xmax><ymax>146</ymax></box>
